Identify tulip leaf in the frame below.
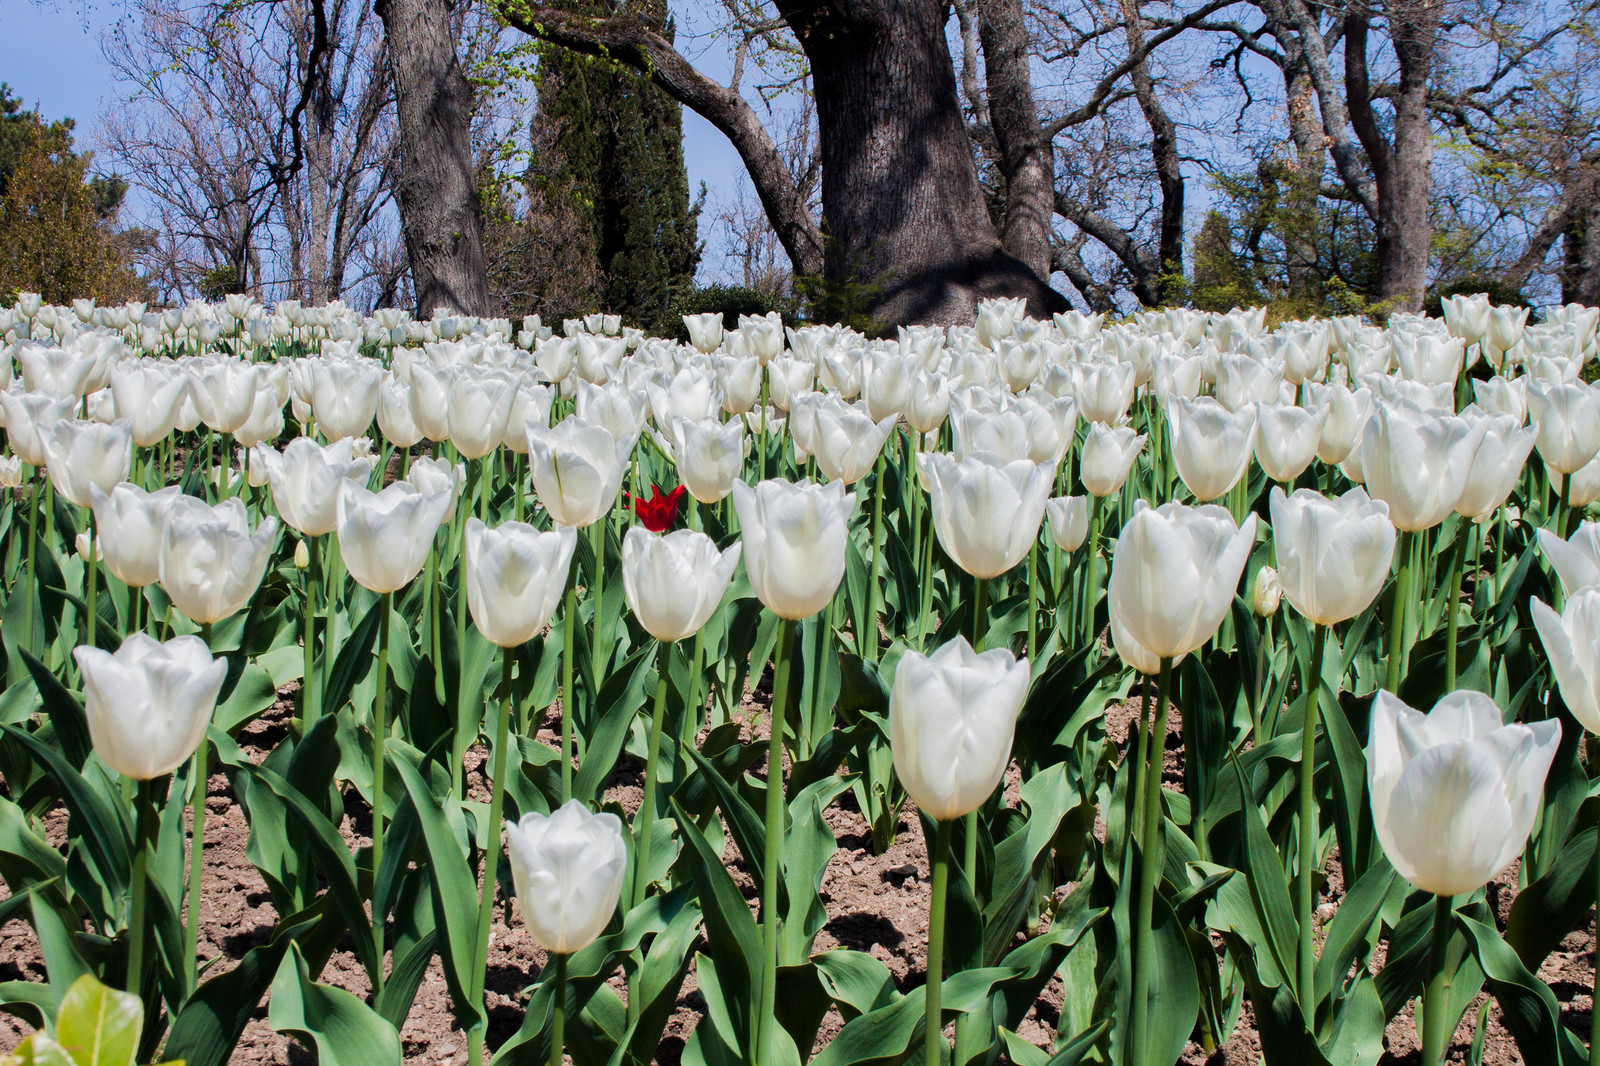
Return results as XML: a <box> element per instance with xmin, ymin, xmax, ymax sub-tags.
<box><xmin>1506</xmin><ymin>816</ymin><xmax>1600</xmax><ymax>970</ymax></box>
<box><xmin>53</xmin><ymin>974</ymin><xmax>142</xmax><ymax>1066</ymax></box>
<box><xmin>1457</xmin><ymin>913</ymin><xmax>1590</xmax><ymax>1065</ymax></box>
<box><xmin>572</xmin><ymin>643</ymin><xmax>655</xmax><ymax>804</ymax></box>
<box><xmin>671</xmin><ymin>799</ymin><xmax>762</xmax><ymax>1057</ymax></box>
<box><xmin>1229</xmin><ymin>758</ymin><xmax>1299</xmax><ymax>997</ymax></box>
<box><xmin>267</xmin><ymin>943</ymin><xmax>402</xmax><ymax>1066</ymax></box>
<box><xmin>2</xmin><ymin>727</ymin><xmax>129</xmax><ymax>895</ymax></box>
<box><xmin>18</xmin><ymin>650</ymin><xmax>90</xmax><ymax>770</ymax></box>
<box><xmin>323</xmin><ymin>597</ymin><xmax>382</xmax><ymax>717</ymax></box>
<box><xmin>252</xmin><ymin>760</ymin><xmax>379</xmax><ymax>979</ymax></box>
<box><xmin>391</xmin><ymin>751</ymin><xmax>484</xmax><ymax>1034</ymax></box>
<box><xmin>164</xmin><ymin>901</ymin><xmax>336</xmax><ymax>1066</ymax></box>
<box><xmin>213</xmin><ymin>661</ymin><xmax>280</xmax><ymax>735</ymax></box>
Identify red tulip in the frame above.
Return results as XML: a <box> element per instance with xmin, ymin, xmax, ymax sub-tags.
<box><xmin>628</xmin><ymin>484</ymin><xmax>686</xmax><ymax>532</ymax></box>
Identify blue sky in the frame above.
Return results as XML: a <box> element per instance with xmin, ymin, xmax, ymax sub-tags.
<box><xmin>3</xmin><ymin>0</ymin><xmax>753</xmax><ymax>286</ymax></box>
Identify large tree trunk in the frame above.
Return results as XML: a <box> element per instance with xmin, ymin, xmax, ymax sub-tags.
<box><xmin>376</xmin><ymin>0</ymin><xmax>490</xmax><ymax>317</ymax></box>
<box><xmin>976</xmin><ymin>0</ymin><xmax>1054</xmax><ymax>283</ymax></box>
<box><xmin>1345</xmin><ymin>6</ymin><xmax>1437</xmax><ymax>313</ymax></box>
<box><xmin>1565</xmin><ymin>204</ymin><xmax>1600</xmax><ymax>306</ymax></box>
<box><xmin>786</xmin><ymin>0</ymin><xmax>1066</xmax><ymax>323</ymax></box>
<box><xmin>499</xmin><ymin>0</ymin><xmax>1065</xmax><ymax>327</ymax></box>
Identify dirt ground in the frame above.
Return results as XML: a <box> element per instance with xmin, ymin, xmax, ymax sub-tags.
<box><xmin>0</xmin><ymin>683</ymin><xmax>1590</xmax><ymax>1064</ymax></box>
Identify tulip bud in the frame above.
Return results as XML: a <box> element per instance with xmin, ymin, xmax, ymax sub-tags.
<box><xmin>732</xmin><ymin>478</ymin><xmax>857</xmax><ymax>620</ymax></box>
<box><xmin>621</xmin><ymin>527</ymin><xmax>742</xmax><ymax>643</ymax></box>
<box><xmin>1367</xmin><ymin>690</ymin><xmax>1558</xmax><ymax>896</ymax></box>
<box><xmin>76</xmin><ymin>532</ymin><xmax>101</xmax><ymax>562</ymax></box>
<box><xmin>505</xmin><ymin>800</ymin><xmax>627</xmax><ymax>955</ymax></box>
<box><xmin>525</xmin><ymin>418</ymin><xmax>634</xmax><ymax>528</ymax></box>
<box><xmin>1108</xmin><ymin>500</ymin><xmax>1257</xmax><ymax>668</ymax></box>
<box><xmin>1251</xmin><ymin>566</ymin><xmax>1281</xmax><ymax>617</ymax></box>
<box><xmin>464</xmin><ymin>519</ymin><xmax>577</xmax><ymax>647</ymax></box>
<box><xmin>888</xmin><ymin>637</ymin><xmax>1031</xmax><ymax>821</ymax></box>
<box><xmin>1045</xmin><ymin>495</ymin><xmax>1089</xmax><ymax>551</ymax></box>
<box><xmin>0</xmin><ymin>455</ymin><xmax>22</xmax><ymax>487</ymax></box>
<box><xmin>294</xmin><ymin>539</ymin><xmax>311</xmax><ymax>569</ymax></box>
<box><xmin>1078</xmin><ymin>423</ymin><xmax>1144</xmax><ymax>498</ymax></box>
<box><xmin>73</xmin><ymin>633</ymin><xmax>228</xmax><ymax>780</ymax></box>
<box><xmin>159</xmin><ymin>496</ymin><xmax>279</xmax><ymax>623</ymax></box>
<box><xmin>918</xmin><ymin>451</ymin><xmax>1052</xmax><ymax>580</ymax></box>
<box><xmin>1269</xmin><ymin>485</ymin><xmax>1397</xmax><ymax>628</ymax></box>
<box><xmin>1166</xmin><ymin>396</ymin><xmax>1257</xmax><ymax>502</ymax></box>
<box><xmin>336</xmin><ymin>482</ymin><xmax>452</xmax><ymax>594</ymax></box>
<box><xmin>1532</xmin><ymin>589</ymin><xmax>1600</xmax><ymax>734</ymax></box>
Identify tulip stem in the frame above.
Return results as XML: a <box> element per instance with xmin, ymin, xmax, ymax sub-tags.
<box><xmin>1083</xmin><ymin>495</ymin><xmax>1102</xmax><ymax>647</ymax></box>
<box><xmin>1027</xmin><ymin>541</ymin><xmax>1040</xmax><ymax>659</ymax></box>
<box><xmin>84</xmin><ymin>517</ymin><xmax>99</xmax><ymax>652</ymax></box>
<box><xmin>372</xmin><ymin>590</ymin><xmax>392</xmax><ymax>992</ymax></box>
<box><xmin>1296</xmin><ymin>622</ymin><xmax>1327</xmax><ymax>1011</ymax></box>
<box><xmin>469</xmin><ymin>653</ymin><xmax>516</xmax><ymax>1066</ymax></box>
<box><xmin>923</xmin><ymin>817</ymin><xmax>952</xmax><ymax>1066</ymax></box>
<box><xmin>1129</xmin><ymin>655</ymin><xmax>1174</xmax><ymax>1066</ymax></box>
<box><xmin>1422</xmin><ymin>894</ymin><xmax>1455</xmax><ymax>1066</ymax></box>
<box><xmin>866</xmin><ymin>452</ymin><xmax>885</xmax><ymax>662</ymax></box>
<box><xmin>303</xmin><ymin>537</ymin><xmax>320</xmax><ymax>728</ymax></box>
<box><xmin>635</xmin><ymin>640</ymin><xmax>672</xmax><ymax>904</ymax></box>
<box><xmin>1386</xmin><ymin>531</ymin><xmax>1412</xmax><ymax>693</ymax></box>
<box><xmin>591</xmin><ymin>520</ymin><xmax>606</xmax><ymax>700</ymax></box>
<box><xmin>550</xmin><ymin>952</ymin><xmax>567</xmax><ymax>1066</ymax></box>
<box><xmin>561</xmin><ymin>581</ymin><xmax>577</xmax><ymax>802</ymax></box>
<box><xmin>185</xmin><ymin>733</ymin><xmax>211</xmax><ymax>994</ymax></box>
<box><xmin>126</xmin><ymin>777</ymin><xmax>148</xmax><ymax>997</ymax></box>
<box><xmin>759</xmin><ymin>616</ymin><xmax>796</xmax><ymax>1066</ymax></box>
<box><xmin>971</xmin><ymin>575</ymin><xmax>987</xmax><ymax>650</ymax></box>
<box><xmin>23</xmin><ymin>476</ymin><xmax>38</xmax><ymax>657</ymax></box>
<box><xmin>1445</xmin><ymin>531</ymin><xmax>1466</xmax><ymax>690</ymax></box>
<box><xmin>909</xmin><ymin>430</ymin><xmax>924</xmax><ymax>642</ymax></box>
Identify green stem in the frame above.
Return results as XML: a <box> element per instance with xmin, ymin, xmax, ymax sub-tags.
<box><xmin>372</xmin><ymin>590</ymin><xmax>392</xmax><ymax>993</ymax></box>
<box><xmin>629</xmin><ymin>640</ymin><xmax>673</xmax><ymax>1031</ymax></box>
<box><xmin>866</xmin><ymin>453</ymin><xmax>886</xmax><ymax>662</ymax></box>
<box><xmin>971</xmin><ymin>575</ymin><xmax>987</xmax><ymax>650</ymax></box>
<box><xmin>1421</xmin><ymin>894</ymin><xmax>1455</xmax><ymax>1066</ymax></box>
<box><xmin>1129</xmin><ymin>656</ymin><xmax>1174</xmax><ymax>1066</ymax></box>
<box><xmin>635</xmin><ymin>641</ymin><xmax>672</xmax><ymax>904</ymax></box>
<box><xmin>909</xmin><ymin>431</ymin><xmax>923</xmax><ymax>642</ymax></box>
<box><xmin>1386</xmin><ymin>531</ymin><xmax>1412</xmax><ymax>693</ymax></box>
<box><xmin>126</xmin><ymin>778</ymin><xmax>148</xmax><ymax>997</ymax></box>
<box><xmin>1296</xmin><ymin>623</ymin><xmax>1328</xmax><ymax>1010</ymax></box>
<box><xmin>550</xmin><ymin>952</ymin><xmax>567</xmax><ymax>1066</ymax></box>
<box><xmin>759</xmin><ymin>617</ymin><xmax>796</xmax><ymax>1065</ymax></box>
<box><xmin>303</xmin><ymin>537</ymin><xmax>320</xmax><ymax>728</ymax></box>
<box><xmin>1084</xmin><ymin>496</ymin><xmax>1103</xmax><ymax>646</ymax></box>
<box><xmin>23</xmin><ymin>477</ymin><xmax>38</xmax><ymax>658</ymax></box>
<box><xmin>469</xmin><ymin>653</ymin><xmax>516</xmax><ymax>1066</ymax></box>
<box><xmin>84</xmin><ymin>517</ymin><xmax>98</xmax><ymax>652</ymax></box>
<box><xmin>1027</xmin><ymin>540</ymin><xmax>1040</xmax><ymax>659</ymax></box>
<box><xmin>561</xmin><ymin>581</ymin><xmax>577</xmax><ymax>802</ymax></box>
<box><xmin>923</xmin><ymin>818</ymin><xmax>952</xmax><ymax>1066</ymax></box>
<box><xmin>1131</xmin><ymin>674</ymin><xmax>1152</xmax><ymax>840</ymax></box>
<box><xmin>1445</xmin><ymin>531</ymin><xmax>1466</xmax><ymax>690</ymax></box>
<box><xmin>455</xmin><ymin>471</ymin><xmax>475</xmax><ymax>794</ymax></box>
<box><xmin>185</xmin><ymin>735</ymin><xmax>211</xmax><ymax>993</ymax></box>
<box><xmin>591</xmin><ymin>520</ymin><xmax>606</xmax><ymax>699</ymax></box>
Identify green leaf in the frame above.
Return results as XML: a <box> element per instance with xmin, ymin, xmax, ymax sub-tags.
<box><xmin>1458</xmin><ymin>913</ymin><xmax>1589</xmax><ymax>1065</ymax></box>
<box><xmin>267</xmin><ymin>943</ymin><xmax>402</xmax><ymax>1066</ymax></box>
<box><xmin>53</xmin><ymin>975</ymin><xmax>141</xmax><ymax>1066</ymax></box>
<box><xmin>572</xmin><ymin>643</ymin><xmax>656</xmax><ymax>804</ymax></box>
<box><xmin>391</xmin><ymin>752</ymin><xmax>485</xmax><ymax>1033</ymax></box>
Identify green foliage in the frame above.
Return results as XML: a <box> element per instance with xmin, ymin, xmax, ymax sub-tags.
<box><xmin>0</xmin><ymin>85</ymin><xmax>143</xmax><ymax>306</ymax></box>
<box><xmin>669</xmin><ymin>283</ymin><xmax>794</xmax><ymax>339</ymax></box>
<box><xmin>532</xmin><ymin>11</ymin><xmax>702</xmax><ymax>334</ymax></box>
<box><xmin>1</xmin><ymin>974</ymin><xmax>180</xmax><ymax>1066</ymax></box>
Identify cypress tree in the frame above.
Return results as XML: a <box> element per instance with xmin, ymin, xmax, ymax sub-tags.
<box><xmin>534</xmin><ymin>3</ymin><xmax>701</xmax><ymax>333</ymax></box>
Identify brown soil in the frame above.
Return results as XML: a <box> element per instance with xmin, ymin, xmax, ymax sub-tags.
<box><xmin>0</xmin><ymin>685</ymin><xmax>1590</xmax><ymax>1064</ymax></box>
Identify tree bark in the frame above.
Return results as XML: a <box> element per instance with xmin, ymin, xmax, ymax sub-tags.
<box><xmin>376</xmin><ymin>0</ymin><xmax>490</xmax><ymax>317</ymax></box>
<box><xmin>1564</xmin><ymin>201</ymin><xmax>1600</xmax><ymax>306</ymax></box>
<box><xmin>1345</xmin><ymin>5</ymin><xmax>1438</xmax><ymax>312</ymax></box>
<box><xmin>976</xmin><ymin>0</ymin><xmax>1054</xmax><ymax>282</ymax></box>
<box><xmin>500</xmin><ymin>0</ymin><xmax>1067</xmax><ymax>325</ymax></box>
<box><xmin>1120</xmin><ymin>0</ymin><xmax>1184</xmax><ymax>303</ymax></box>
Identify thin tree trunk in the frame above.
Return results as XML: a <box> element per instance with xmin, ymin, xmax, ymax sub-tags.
<box><xmin>377</xmin><ymin>0</ymin><xmax>491</xmax><ymax>316</ymax></box>
<box><xmin>977</xmin><ymin>0</ymin><xmax>1054</xmax><ymax>282</ymax></box>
